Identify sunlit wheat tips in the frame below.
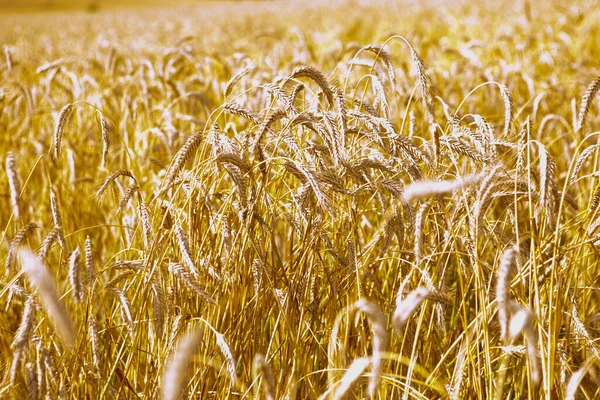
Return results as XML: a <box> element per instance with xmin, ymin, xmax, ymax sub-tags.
<box><xmin>18</xmin><ymin>249</ymin><xmax>74</xmax><ymax>348</ymax></box>
<box><xmin>113</xmin><ymin>288</ymin><xmax>135</xmax><ymax>340</ymax></box>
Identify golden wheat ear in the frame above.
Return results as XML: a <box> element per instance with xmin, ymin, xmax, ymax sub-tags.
<box><xmin>18</xmin><ymin>249</ymin><xmax>75</xmax><ymax>349</ymax></box>
<box><xmin>6</xmin><ymin>151</ymin><xmax>20</xmax><ymax>220</ymax></box>
<box><xmin>253</xmin><ymin>355</ymin><xmax>276</xmax><ymax>400</ymax></box>
<box><xmin>53</xmin><ymin>103</ymin><xmax>73</xmax><ymax>160</ymax></box>
<box><xmin>576</xmin><ymin>76</ymin><xmax>600</xmax><ymax>134</ymax></box>
<box><xmin>162</xmin><ymin>326</ymin><xmax>205</xmax><ymax>400</ymax></box>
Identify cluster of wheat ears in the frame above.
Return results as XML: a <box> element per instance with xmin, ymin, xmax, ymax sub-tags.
<box><xmin>1</xmin><ymin>1</ymin><xmax>600</xmax><ymax>399</ymax></box>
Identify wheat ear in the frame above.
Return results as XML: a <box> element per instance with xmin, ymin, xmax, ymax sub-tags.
<box><xmin>68</xmin><ymin>248</ymin><xmax>84</xmax><ymax>303</ymax></box>
<box><xmin>163</xmin><ymin>132</ymin><xmax>203</xmax><ymax>190</ymax></box>
<box><xmin>6</xmin><ymin>151</ymin><xmax>20</xmax><ymax>220</ymax></box>
<box><xmin>576</xmin><ymin>75</ymin><xmax>600</xmax><ymax>134</ymax></box>
<box><xmin>19</xmin><ymin>249</ymin><xmax>74</xmax><ymax>348</ymax></box>
<box><xmin>163</xmin><ymin>326</ymin><xmax>204</xmax><ymax>400</ymax></box>
<box><xmin>53</xmin><ymin>104</ymin><xmax>73</xmax><ymax>160</ymax></box>
<box><xmin>354</xmin><ymin>299</ymin><xmax>387</xmax><ymax>398</ymax></box>
<box><xmin>402</xmin><ymin>174</ymin><xmax>479</xmax><ymax>202</ymax></box>
<box><xmin>96</xmin><ymin>110</ymin><xmax>109</xmax><ymax>168</ymax></box>
<box><xmin>253</xmin><ymin>355</ymin><xmax>275</xmax><ymax>400</ymax></box>
<box><xmin>496</xmin><ymin>246</ymin><xmax>517</xmax><ymax>341</ymax></box>
<box><xmin>332</xmin><ymin>357</ymin><xmax>371</xmax><ymax>400</ymax></box>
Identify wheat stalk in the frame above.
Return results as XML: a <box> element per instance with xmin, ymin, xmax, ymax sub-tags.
<box><xmin>363</xmin><ymin>44</ymin><xmax>396</xmax><ymax>92</ymax></box>
<box><xmin>26</xmin><ymin>362</ymin><xmax>37</xmax><ymax>399</ymax></box>
<box><xmin>407</xmin><ymin>43</ymin><xmax>433</xmax><ymax>121</ymax></box>
<box><xmin>138</xmin><ymin>202</ymin><xmax>154</xmax><ymax>247</ymax></box>
<box><xmin>499</xmin><ymin>83</ymin><xmax>514</xmax><ymax>138</ymax></box>
<box><xmin>252</xmin><ymin>109</ymin><xmax>286</xmax><ymax>152</ymax></box>
<box><xmin>173</xmin><ymin>224</ymin><xmax>200</xmax><ymax>278</ymax></box>
<box><xmin>4</xmin><ymin>45</ymin><xmax>12</xmax><ymax>73</ymax></box>
<box><xmin>116</xmin><ymin>183</ymin><xmax>139</xmax><ymax>213</ymax></box>
<box><xmin>565</xmin><ymin>361</ymin><xmax>594</xmax><ymax>400</ymax></box>
<box><xmin>34</xmin><ymin>340</ymin><xmax>46</xmax><ymax>397</ymax></box>
<box><xmin>222</xmin><ymin>102</ymin><xmax>260</xmax><ymax>124</ymax></box>
<box><xmin>214</xmin><ymin>331</ymin><xmax>238</xmax><ymax>387</ymax></box>
<box><xmin>414</xmin><ymin>201</ymin><xmax>431</xmax><ymax>263</ymax></box>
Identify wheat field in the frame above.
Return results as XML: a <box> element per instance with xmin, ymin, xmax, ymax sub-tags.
<box><xmin>1</xmin><ymin>0</ymin><xmax>600</xmax><ymax>398</ymax></box>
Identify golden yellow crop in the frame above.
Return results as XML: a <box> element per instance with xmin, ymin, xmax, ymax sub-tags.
<box><xmin>1</xmin><ymin>0</ymin><xmax>600</xmax><ymax>398</ymax></box>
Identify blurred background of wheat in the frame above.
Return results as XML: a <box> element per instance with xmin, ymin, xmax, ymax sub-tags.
<box><xmin>2</xmin><ymin>0</ymin><xmax>600</xmax><ymax>398</ymax></box>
